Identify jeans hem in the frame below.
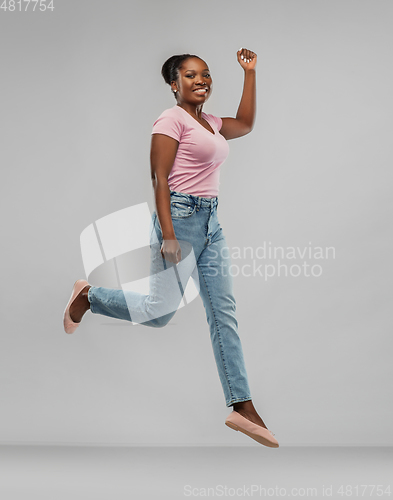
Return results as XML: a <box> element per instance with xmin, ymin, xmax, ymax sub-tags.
<box><xmin>226</xmin><ymin>396</ymin><xmax>252</xmax><ymax>408</ymax></box>
<box><xmin>87</xmin><ymin>286</ymin><xmax>95</xmax><ymax>314</ymax></box>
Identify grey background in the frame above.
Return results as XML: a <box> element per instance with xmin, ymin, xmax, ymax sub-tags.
<box><xmin>0</xmin><ymin>0</ymin><xmax>392</xmax><ymax>447</ymax></box>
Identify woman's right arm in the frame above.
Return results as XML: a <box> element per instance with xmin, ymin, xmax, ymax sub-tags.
<box><xmin>150</xmin><ymin>133</ymin><xmax>182</xmax><ymax>264</ymax></box>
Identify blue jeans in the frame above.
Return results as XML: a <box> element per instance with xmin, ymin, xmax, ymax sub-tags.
<box><xmin>87</xmin><ymin>190</ymin><xmax>252</xmax><ymax>407</ymax></box>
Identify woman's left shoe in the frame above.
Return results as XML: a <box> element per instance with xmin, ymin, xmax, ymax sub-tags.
<box><xmin>225</xmin><ymin>410</ymin><xmax>279</xmax><ymax>448</ymax></box>
<box><xmin>63</xmin><ymin>279</ymin><xmax>90</xmax><ymax>334</ymax></box>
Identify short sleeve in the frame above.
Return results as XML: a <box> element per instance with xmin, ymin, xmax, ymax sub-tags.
<box><xmin>151</xmin><ymin>110</ymin><xmax>183</xmax><ymax>142</ymax></box>
<box><xmin>205</xmin><ymin>113</ymin><xmax>222</xmax><ymax>131</ymax></box>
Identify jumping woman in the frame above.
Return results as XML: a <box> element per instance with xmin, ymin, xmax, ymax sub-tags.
<box><xmin>63</xmin><ymin>48</ymin><xmax>279</xmax><ymax>448</ymax></box>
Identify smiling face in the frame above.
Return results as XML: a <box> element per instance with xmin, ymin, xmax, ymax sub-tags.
<box><xmin>171</xmin><ymin>57</ymin><xmax>212</xmax><ymax>105</ymax></box>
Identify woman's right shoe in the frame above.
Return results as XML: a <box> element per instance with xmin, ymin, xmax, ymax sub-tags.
<box><xmin>225</xmin><ymin>410</ymin><xmax>279</xmax><ymax>448</ymax></box>
<box><xmin>63</xmin><ymin>279</ymin><xmax>90</xmax><ymax>334</ymax></box>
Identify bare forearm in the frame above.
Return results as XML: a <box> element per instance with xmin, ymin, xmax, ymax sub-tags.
<box><xmin>152</xmin><ymin>178</ymin><xmax>176</xmax><ymax>240</ymax></box>
<box><xmin>236</xmin><ymin>69</ymin><xmax>256</xmax><ymax>130</ymax></box>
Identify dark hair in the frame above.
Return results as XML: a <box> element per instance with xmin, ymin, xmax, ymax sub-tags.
<box><xmin>161</xmin><ymin>54</ymin><xmax>201</xmax><ymax>99</ymax></box>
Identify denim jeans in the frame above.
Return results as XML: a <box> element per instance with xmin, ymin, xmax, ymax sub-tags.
<box><xmin>87</xmin><ymin>190</ymin><xmax>252</xmax><ymax>407</ymax></box>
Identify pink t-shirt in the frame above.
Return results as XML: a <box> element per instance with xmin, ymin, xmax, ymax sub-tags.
<box><xmin>151</xmin><ymin>105</ymin><xmax>229</xmax><ymax>198</ymax></box>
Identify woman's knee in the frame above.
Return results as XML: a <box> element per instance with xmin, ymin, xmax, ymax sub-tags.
<box><xmin>154</xmin><ymin>310</ymin><xmax>176</xmax><ymax>327</ymax></box>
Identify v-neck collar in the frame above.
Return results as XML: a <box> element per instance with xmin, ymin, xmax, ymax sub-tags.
<box><xmin>175</xmin><ymin>105</ymin><xmax>216</xmax><ymax>135</ymax></box>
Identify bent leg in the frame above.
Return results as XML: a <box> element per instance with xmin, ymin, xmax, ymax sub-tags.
<box><xmin>88</xmin><ymin>225</ymin><xmax>199</xmax><ymax>328</ymax></box>
<box><xmin>88</xmin><ymin>285</ymin><xmax>178</xmax><ymax>328</ymax></box>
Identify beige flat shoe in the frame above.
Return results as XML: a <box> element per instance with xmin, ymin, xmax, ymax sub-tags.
<box><xmin>225</xmin><ymin>410</ymin><xmax>279</xmax><ymax>448</ymax></box>
<box><xmin>63</xmin><ymin>279</ymin><xmax>90</xmax><ymax>334</ymax></box>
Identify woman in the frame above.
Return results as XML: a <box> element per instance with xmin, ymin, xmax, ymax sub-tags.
<box><xmin>63</xmin><ymin>48</ymin><xmax>279</xmax><ymax>448</ymax></box>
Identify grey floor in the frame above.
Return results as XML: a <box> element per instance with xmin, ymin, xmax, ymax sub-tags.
<box><xmin>0</xmin><ymin>446</ymin><xmax>391</xmax><ymax>499</ymax></box>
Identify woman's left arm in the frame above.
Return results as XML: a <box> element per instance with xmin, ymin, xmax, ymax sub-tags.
<box><xmin>219</xmin><ymin>48</ymin><xmax>257</xmax><ymax>140</ymax></box>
